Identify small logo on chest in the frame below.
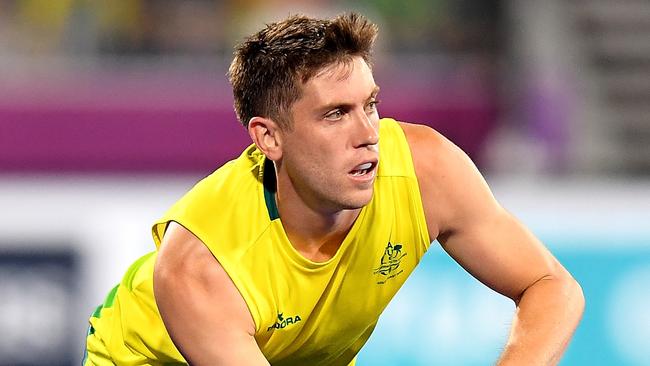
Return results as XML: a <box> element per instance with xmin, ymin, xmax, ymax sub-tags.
<box><xmin>374</xmin><ymin>242</ymin><xmax>407</xmax><ymax>284</ymax></box>
<box><xmin>267</xmin><ymin>312</ymin><xmax>302</xmax><ymax>331</ymax></box>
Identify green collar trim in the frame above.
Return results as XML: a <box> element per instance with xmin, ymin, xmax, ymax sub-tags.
<box><xmin>263</xmin><ymin>159</ymin><xmax>279</xmax><ymax>220</ymax></box>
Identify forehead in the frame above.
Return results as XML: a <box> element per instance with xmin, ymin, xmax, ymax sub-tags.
<box><xmin>299</xmin><ymin>57</ymin><xmax>377</xmax><ymax>104</ymax></box>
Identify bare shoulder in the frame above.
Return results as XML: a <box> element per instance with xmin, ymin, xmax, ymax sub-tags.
<box><xmin>397</xmin><ymin>121</ymin><xmax>497</xmax><ymax>238</ymax></box>
<box><xmin>154</xmin><ymin>222</ymin><xmax>218</xmax><ymax>281</ymax></box>
<box><xmin>154</xmin><ymin>222</ymin><xmax>254</xmax><ymax>334</ymax></box>
<box><xmin>397</xmin><ymin>121</ymin><xmax>470</xmax><ymax>174</ymax></box>
<box><xmin>154</xmin><ymin>222</ymin><xmax>228</xmax><ymax>293</ymax></box>
<box><xmin>153</xmin><ymin>222</ymin><xmax>261</xmax><ymax>363</ymax></box>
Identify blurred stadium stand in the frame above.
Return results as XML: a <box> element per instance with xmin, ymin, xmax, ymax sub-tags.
<box><xmin>1</xmin><ymin>1</ymin><xmax>649</xmax><ymax>365</ymax></box>
<box><xmin>0</xmin><ymin>0</ymin><xmax>500</xmax><ymax>174</ymax></box>
<box><xmin>570</xmin><ymin>0</ymin><xmax>650</xmax><ymax>173</ymax></box>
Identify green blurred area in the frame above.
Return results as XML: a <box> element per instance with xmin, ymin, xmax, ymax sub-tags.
<box><xmin>0</xmin><ymin>0</ymin><xmax>500</xmax><ymax>56</ymax></box>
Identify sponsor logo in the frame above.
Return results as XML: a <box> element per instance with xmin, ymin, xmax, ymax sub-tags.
<box><xmin>374</xmin><ymin>242</ymin><xmax>406</xmax><ymax>284</ymax></box>
<box><xmin>267</xmin><ymin>312</ymin><xmax>302</xmax><ymax>331</ymax></box>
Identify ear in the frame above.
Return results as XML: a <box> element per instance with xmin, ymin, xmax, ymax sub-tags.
<box><xmin>248</xmin><ymin>116</ymin><xmax>283</xmax><ymax>161</ymax></box>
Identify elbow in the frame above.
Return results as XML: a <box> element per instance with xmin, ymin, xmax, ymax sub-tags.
<box><xmin>546</xmin><ymin>268</ymin><xmax>585</xmax><ymax>324</ymax></box>
<box><xmin>568</xmin><ymin>275</ymin><xmax>585</xmax><ymax>319</ymax></box>
<box><xmin>552</xmin><ymin>260</ymin><xmax>586</xmax><ymax>319</ymax></box>
<box><xmin>518</xmin><ymin>268</ymin><xmax>586</xmax><ymax>320</ymax></box>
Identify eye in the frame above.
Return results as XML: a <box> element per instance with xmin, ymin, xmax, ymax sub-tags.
<box><xmin>366</xmin><ymin>99</ymin><xmax>380</xmax><ymax>113</ymax></box>
<box><xmin>324</xmin><ymin>109</ymin><xmax>344</xmax><ymax>121</ymax></box>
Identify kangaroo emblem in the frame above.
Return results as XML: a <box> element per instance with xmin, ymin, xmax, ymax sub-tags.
<box><xmin>373</xmin><ymin>242</ymin><xmax>407</xmax><ymax>276</ymax></box>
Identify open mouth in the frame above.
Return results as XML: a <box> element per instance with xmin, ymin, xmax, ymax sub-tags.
<box><xmin>349</xmin><ymin>161</ymin><xmax>377</xmax><ymax>177</ymax></box>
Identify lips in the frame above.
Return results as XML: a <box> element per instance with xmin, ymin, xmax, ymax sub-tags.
<box><xmin>349</xmin><ymin>161</ymin><xmax>377</xmax><ymax>177</ymax></box>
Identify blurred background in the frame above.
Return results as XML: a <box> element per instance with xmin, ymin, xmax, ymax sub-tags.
<box><xmin>0</xmin><ymin>0</ymin><xmax>649</xmax><ymax>365</ymax></box>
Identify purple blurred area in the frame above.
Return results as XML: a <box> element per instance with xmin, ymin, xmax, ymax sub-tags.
<box><xmin>0</xmin><ymin>65</ymin><xmax>497</xmax><ymax>174</ymax></box>
<box><xmin>1</xmin><ymin>69</ymin><xmax>249</xmax><ymax>174</ymax></box>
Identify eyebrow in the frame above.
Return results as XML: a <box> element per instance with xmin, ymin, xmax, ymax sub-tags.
<box><xmin>318</xmin><ymin>85</ymin><xmax>381</xmax><ymax>113</ymax></box>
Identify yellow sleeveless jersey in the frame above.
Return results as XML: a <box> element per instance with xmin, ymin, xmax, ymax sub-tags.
<box><xmin>84</xmin><ymin>118</ymin><xmax>431</xmax><ymax>366</ymax></box>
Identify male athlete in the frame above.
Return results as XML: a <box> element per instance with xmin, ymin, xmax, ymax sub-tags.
<box><xmin>84</xmin><ymin>13</ymin><xmax>584</xmax><ymax>366</ymax></box>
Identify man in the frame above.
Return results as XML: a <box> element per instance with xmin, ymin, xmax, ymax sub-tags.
<box><xmin>84</xmin><ymin>13</ymin><xmax>584</xmax><ymax>366</ymax></box>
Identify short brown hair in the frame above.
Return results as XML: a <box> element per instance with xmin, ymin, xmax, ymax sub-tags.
<box><xmin>228</xmin><ymin>12</ymin><xmax>378</xmax><ymax>129</ymax></box>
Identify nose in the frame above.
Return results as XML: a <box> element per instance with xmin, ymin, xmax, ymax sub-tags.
<box><xmin>352</xmin><ymin>111</ymin><xmax>379</xmax><ymax>148</ymax></box>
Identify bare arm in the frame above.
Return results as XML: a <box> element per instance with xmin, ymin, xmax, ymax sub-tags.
<box><xmin>401</xmin><ymin>122</ymin><xmax>584</xmax><ymax>365</ymax></box>
<box><xmin>153</xmin><ymin>222</ymin><xmax>270</xmax><ymax>365</ymax></box>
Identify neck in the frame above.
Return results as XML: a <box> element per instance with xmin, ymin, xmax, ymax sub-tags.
<box><xmin>280</xmin><ymin>202</ymin><xmax>360</xmax><ymax>262</ymax></box>
<box><xmin>274</xmin><ymin>173</ymin><xmax>360</xmax><ymax>263</ymax></box>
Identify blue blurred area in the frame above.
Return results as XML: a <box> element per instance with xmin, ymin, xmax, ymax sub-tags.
<box><xmin>359</xmin><ymin>238</ymin><xmax>650</xmax><ymax>365</ymax></box>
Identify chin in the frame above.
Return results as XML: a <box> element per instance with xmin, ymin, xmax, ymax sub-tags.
<box><xmin>339</xmin><ymin>188</ymin><xmax>375</xmax><ymax>210</ymax></box>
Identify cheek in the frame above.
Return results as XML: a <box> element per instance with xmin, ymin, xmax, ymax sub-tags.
<box><xmin>283</xmin><ymin>129</ymin><xmax>346</xmax><ymax>175</ymax></box>
<box><xmin>298</xmin><ymin>146</ymin><xmax>334</xmax><ymax>175</ymax></box>
<box><xmin>289</xmin><ymin>146</ymin><xmax>342</xmax><ymax>187</ymax></box>
<box><xmin>290</xmin><ymin>133</ymin><xmax>339</xmax><ymax>161</ymax></box>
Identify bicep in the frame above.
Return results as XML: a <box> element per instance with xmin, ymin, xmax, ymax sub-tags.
<box><xmin>436</xmin><ymin>154</ymin><xmax>564</xmax><ymax>302</ymax></box>
<box><xmin>439</xmin><ymin>208</ymin><xmax>562</xmax><ymax>302</ymax></box>
<box><xmin>153</xmin><ymin>222</ymin><xmax>269</xmax><ymax>365</ymax></box>
<box><xmin>403</xmin><ymin>122</ymin><xmax>565</xmax><ymax>302</ymax></box>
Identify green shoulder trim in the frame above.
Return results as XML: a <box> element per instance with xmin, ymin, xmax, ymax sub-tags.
<box><xmin>91</xmin><ymin>303</ymin><xmax>103</xmax><ymax>319</ymax></box>
<box><xmin>103</xmin><ymin>283</ymin><xmax>119</xmax><ymax>308</ymax></box>
<box><xmin>90</xmin><ymin>283</ymin><xmax>119</xmax><ymax>319</ymax></box>
<box><xmin>91</xmin><ymin>251</ymin><xmax>156</xmax><ymax>320</ymax></box>
<box><xmin>122</xmin><ymin>251</ymin><xmax>156</xmax><ymax>291</ymax></box>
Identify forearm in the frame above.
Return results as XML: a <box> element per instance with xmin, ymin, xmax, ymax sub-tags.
<box><xmin>497</xmin><ymin>275</ymin><xmax>585</xmax><ymax>366</ymax></box>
